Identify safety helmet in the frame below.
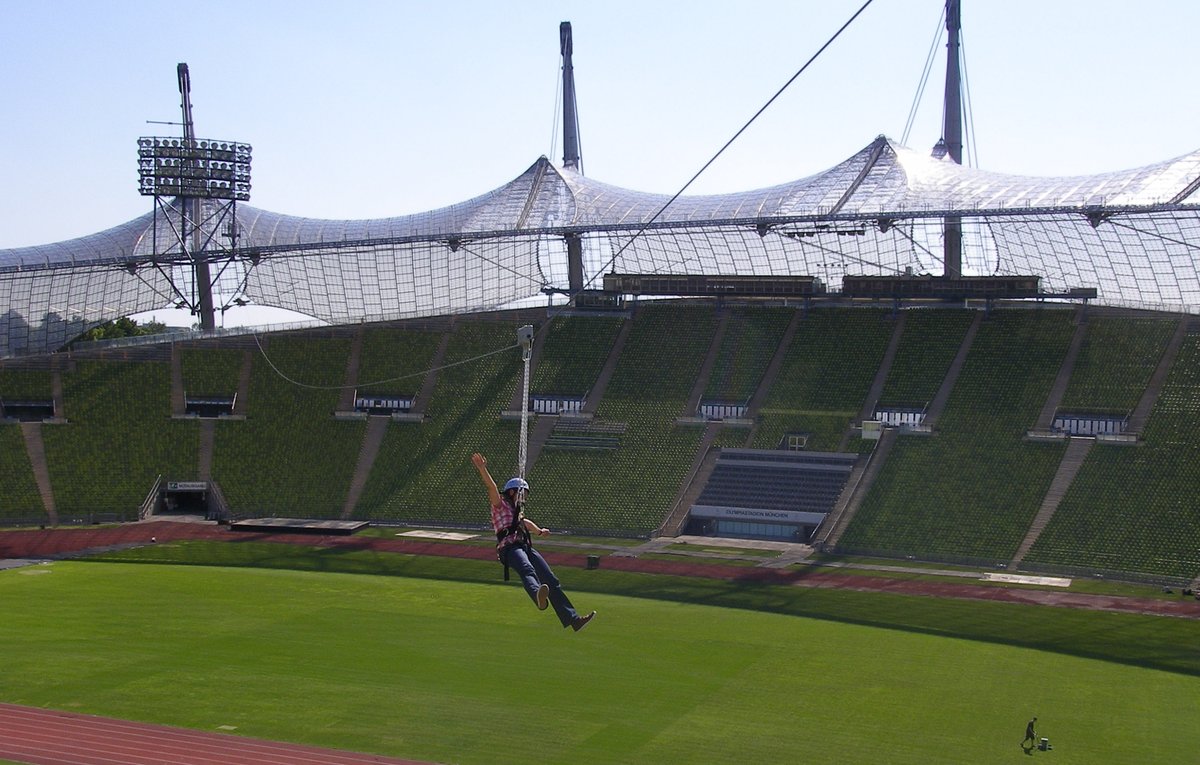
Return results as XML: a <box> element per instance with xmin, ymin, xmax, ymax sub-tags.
<box><xmin>503</xmin><ymin>477</ymin><xmax>530</xmax><ymax>494</ymax></box>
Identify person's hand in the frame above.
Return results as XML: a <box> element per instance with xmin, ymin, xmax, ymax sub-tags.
<box><xmin>538</xmin><ymin>527</ymin><xmax>550</xmax><ymax>537</ymax></box>
<box><xmin>471</xmin><ymin>453</ymin><xmax>486</xmax><ymax>469</ymax></box>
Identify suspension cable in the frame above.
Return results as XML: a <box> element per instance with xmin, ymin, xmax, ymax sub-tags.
<box><xmin>548</xmin><ymin>54</ymin><xmax>562</xmax><ymax>167</ymax></box>
<box><xmin>902</xmin><ymin>4</ymin><xmax>946</xmax><ymax>147</ymax></box>
<box><xmin>1107</xmin><ymin>217</ymin><xmax>1200</xmax><ymax>252</ymax></box>
<box><xmin>960</xmin><ymin>30</ymin><xmax>978</xmax><ymax>167</ymax></box>
<box><xmin>252</xmin><ymin>331</ymin><xmax>519</xmax><ymax>391</ymax></box>
<box><xmin>256</xmin><ymin>0</ymin><xmax>879</xmax><ymax>393</ymax></box>
<box><xmin>585</xmin><ymin>0</ymin><xmax>878</xmax><ymax>288</ymax></box>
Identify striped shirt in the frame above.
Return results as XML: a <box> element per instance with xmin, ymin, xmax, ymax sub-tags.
<box><xmin>491</xmin><ymin>497</ymin><xmax>524</xmax><ymax>550</ymax></box>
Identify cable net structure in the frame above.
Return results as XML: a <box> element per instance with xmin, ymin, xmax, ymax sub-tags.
<box><xmin>3</xmin><ymin>135</ymin><xmax>1200</xmax><ymax>356</ymax></box>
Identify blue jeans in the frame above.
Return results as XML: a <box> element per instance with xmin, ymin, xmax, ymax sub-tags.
<box><xmin>501</xmin><ymin>545</ymin><xmax>580</xmax><ymax>628</ymax></box>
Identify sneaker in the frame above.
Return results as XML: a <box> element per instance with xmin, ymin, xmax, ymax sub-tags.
<box><xmin>571</xmin><ymin>611</ymin><xmax>596</xmax><ymax>632</ymax></box>
<box><xmin>536</xmin><ymin>583</ymin><xmax>550</xmax><ymax>611</ymax></box>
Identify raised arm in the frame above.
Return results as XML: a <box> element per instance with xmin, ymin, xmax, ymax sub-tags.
<box><xmin>471</xmin><ymin>452</ymin><xmax>502</xmax><ymax>508</ymax></box>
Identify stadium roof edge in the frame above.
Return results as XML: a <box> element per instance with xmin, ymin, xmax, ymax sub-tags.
<box><xmin>5</xmin><ymin>136</ymin><xmax>1200</xmax><ymax>356</ymax></box>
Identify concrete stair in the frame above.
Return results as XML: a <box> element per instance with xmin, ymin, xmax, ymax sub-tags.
<box><xmin>818</xmin><ymin>427</ymin><xmax>897</xmax><ymax>549</ymax></box>
<box><xmin>337</xmin><ymin>326</ymin><xmax>366</xmax><ymax>412</ymax></box>
<box><xmin>50</xmin><ymin>361</ymin><xmax>65</xmax><ymax>419</ymax></box>
<box><xmin>523</xmin><ymin>414</ymin><xmax>559</xmax><ymax>470</ymax></box>
<box><xmin>840</xmin><ymin>311</ymin><xmax>906</xmax><ymax>451</ymax></box>
<box><xmin>198</xmin><ymin>419</ymin><xmax>216</xmax><ymax>481</ymax></box>
<box><xmin>410</xmin><ymin>323</ymin><xmax>454</xmax><ymax>417</ymax></box>
<box><xmin>1126</xmin><ymin>316</ymin><xmax>1189</xmax><ymax>436</ymax></box>
<box><xmin>684</xmin><ymin>310</ymin><xmax>730</xmax><ymax>416</ymax></box>
<box><xmin>233</xmin><ymin>350</ymin><xmax>253</xmax><ymax>416</ymax></box>
<box><xmin>656</xmin><ymin>422</ymin><xmax>722</xmax><ymax>537</ymax></box>
<box><xmin>743</xmin><ymin>308</ymin><xmax>802</xmax><ymax>447</ymax></box>
<box><xmin>925</xmin><ymin>311</ymin><xmax>982</xmax><ymax>428</ymax></box>
<box><xmin>19</xmin><ymin>422</ymin><xmax>57</xmax><ymax>525</ymax></box>
<box><xmin>170</xmin><ymin>343</ymin><xmax>186</xmax><ymax>416</ymax></box>
<box><xmin>581</xmin><ymin>315</ymin><xmax>632</xmax><ymax>415</ymax></box>
<box><xmin>1034</xmin><ymin>309</ymin><xmax>1088</xmax><ymax>430</ymax></box>
<box><xmin>1011</xmin><ymin>436</ymin><xmax>1094</xmax><ymax>568</ymax></box>
<box><xmin>341</xmin><ymin>416</ymin><xmax>390</xmax><ymax>518</ymax></box>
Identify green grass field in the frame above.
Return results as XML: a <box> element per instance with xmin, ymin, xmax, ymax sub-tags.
<box><xmin>1</xmin><ymin>546</ymin><xmax>1198</xmax><ymax>765</ymax></box>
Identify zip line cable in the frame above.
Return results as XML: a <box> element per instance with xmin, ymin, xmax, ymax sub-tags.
<box><xmin>253</xmin><ymin>0</ymin><xmax>877</xmax><ymax>390</ymax></box>
<box><xmin>456</xmin><ymin>241</ymin><xmax>548</xmax><ymax>287</ymax></box>
<box><xmin>528</xmin><ymin>0</ymin><xmax>879</xmax><ymax>337</ymax></box>
<box><xmin>577</xmin><ymin>0</ymin><xmax>878</xmax><ymax>295</ymax></box>
<box><xmin>1107</xmin><ymin>218</ymin><xmax>1200</xmax><ymax>252</ymax></box>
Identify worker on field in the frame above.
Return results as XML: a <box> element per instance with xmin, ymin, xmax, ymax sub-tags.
<box><xmin>471</xmin><ymin>452</ymin><xmax>595</xmax><ymax>632</ymax></box>
<box><xmin>1022</xmin><ymin>717</ymin><xmax>1038</xmax><ymax>751</ymax></box>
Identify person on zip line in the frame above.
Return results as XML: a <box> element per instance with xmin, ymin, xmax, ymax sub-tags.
<box><xmin>471</xmin><ymin>452</ymin><xmax>595</xmax><ymax>632</ymax></box>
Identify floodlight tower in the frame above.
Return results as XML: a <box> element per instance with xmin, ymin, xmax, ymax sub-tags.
<box><xmin>560</xmin><ymin>21</ymin><xmax>585</xmax><ymax>295</ymax></box>
<box><xmin>941</xmin><ymin>0</ymin><xmax>963</xmax><ymax>279</ymax></box>
<box><xmin>137</xmin><ymin>63</ymin><xmax>251</xmax><ymax>331</ymax></box>
<box><xmin>178</xmin><ymin>65</ymin><xmax>216</xmax><ymax>330</ymax></box>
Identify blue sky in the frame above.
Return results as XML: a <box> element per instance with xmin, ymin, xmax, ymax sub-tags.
<box><xmin>2</xmin><ymin>0</ymin><xmax>1198</xmax><ymax>251</ymax></box>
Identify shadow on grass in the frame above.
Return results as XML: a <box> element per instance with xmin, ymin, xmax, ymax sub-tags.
<box><xmin>82</xmin><ymin>540</ymin><xmax>1200</xmax><ymax>678</ymax></box>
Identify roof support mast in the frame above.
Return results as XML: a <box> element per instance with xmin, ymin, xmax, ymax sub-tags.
<box><xmin>560</xmin><ymin>22</ymin><xmax>581</xmax><ymax>171</ymax></box>
<box><xmin>178</xmin><ymin>64</ymin><xmax>217</xmax><ymax>331</ymax></box>
<box><xmin>941</xmin><ymin>0</ymin><xmax>963</xmax><ymax>280</ymax></box>
<box><xmin>560</xmin><ymin>22</ymin><xmax>585</xmax><ymax>295</ymax></box>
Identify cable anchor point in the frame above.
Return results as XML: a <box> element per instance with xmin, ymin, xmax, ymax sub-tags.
<box><xmin>517</xmin><ymin>325</ymin><xmax>534</xmax><ymax>361</ymax></box>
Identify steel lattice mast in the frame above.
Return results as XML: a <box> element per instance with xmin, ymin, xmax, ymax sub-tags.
<box><xmin>178</xmin><ymin>64</ymin><xmax>217</xmax><ymax>331</ymax></box>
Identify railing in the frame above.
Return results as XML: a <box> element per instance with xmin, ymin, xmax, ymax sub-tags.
<box><xmin>0</xmin><ymin>512</ymin><xmax>130</xmax><ymax>529</ymax></box>
<box><xmin>655</xmin><ymin>441</ymin><xmax>716</xmax><ymax>538</ymax></box>
<box><xmin>139</xmin><ymin>474</ymin><xmax>163</xmax><ymax>520</ymax></box>
<box><xmin>829</xmin><ymin>544</ymin><xmax>1193</xmax><ymax>588</ymax></box>
<box><xmin>812</xmin><ymin>444</ymin><xmax>877</xmax><ymax>549</ymax></box>
<box><xmin>207</xmin><ymin>481</ymin><xmax>232</xmax><ymax>522</ymax></box>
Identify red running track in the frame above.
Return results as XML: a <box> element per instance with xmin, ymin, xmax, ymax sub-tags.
<box><xmin>2</xmin><ymin>520</ymin><xmax>1199</xmax><ymax>620</ymax></box>
<box><xmin>1</xmin><ymin>520</ymin><xmax>1199</xmax><ymax>764</ymax></box>
<box><xmin>0</xmin><ymin>703</ymin><xmax>429</xmax><ymax>765</ymax></box>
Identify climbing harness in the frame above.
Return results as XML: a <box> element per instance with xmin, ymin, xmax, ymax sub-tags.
<box><xmin>496</xmin><ymin>503</ymin><xmax>532</xmax><ymax>581</ymax></box>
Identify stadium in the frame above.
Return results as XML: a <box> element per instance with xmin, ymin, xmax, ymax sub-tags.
<box><xmin>2</xmin><ymin>4</ymin><xmax>1199</xmax><ymax>764</ymax></box>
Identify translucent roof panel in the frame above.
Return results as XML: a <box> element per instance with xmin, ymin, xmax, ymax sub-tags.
<box><xmin>0</xmin><ymin>264</ymin><xmax>172</xmax><ymax>356</ymax></box>
<box><xmin>241</xmin><ymin>236</ymin><xmax>547</xmax><ymax>325</ymax></box>
<box><xmin>3</xmin><ymin>136</ymin><xmax>1200</xmax><ymax>356</ymax></box>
